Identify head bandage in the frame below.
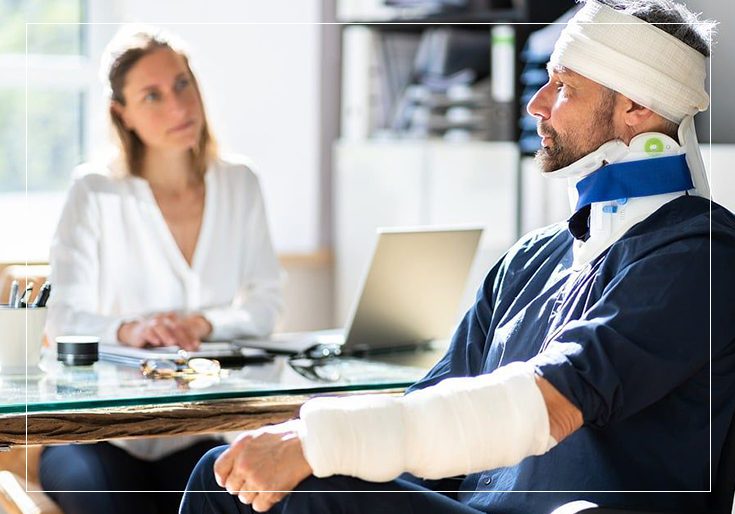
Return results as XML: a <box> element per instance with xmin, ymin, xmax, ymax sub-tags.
<box><xmin>548</xmin><ymin>0</ymin><xmax>711</xmax><ymax>197</ymax></box>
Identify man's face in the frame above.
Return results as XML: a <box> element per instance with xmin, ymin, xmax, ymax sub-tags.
<box><xmin>527</xmin><ymin>65</ymin><xmax>619</xmax><ymax>173</ymax></box>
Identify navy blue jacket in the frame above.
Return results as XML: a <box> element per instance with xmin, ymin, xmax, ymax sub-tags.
<box><xmin>408</xmin><ymin>196</ymin><xmax>735</xmax><ymax>513</ymax></box>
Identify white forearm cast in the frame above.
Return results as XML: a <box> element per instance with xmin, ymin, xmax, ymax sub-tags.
<box><xmin>298</xmin><ymin>362</ymin><xmax>555</xmax><ymax>482</ymax></box>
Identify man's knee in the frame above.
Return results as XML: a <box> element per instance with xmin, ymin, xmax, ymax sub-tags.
<box><xmin>276</xmin><ymin>475</ymin><xmax>382</xmax><ymax>513</ymax></box>
<box><xmin>181</xmin><ymin>445</ymin><xmax>245</xmax><ymax>514</ymax></box>
<box><xmin>188</xmin><ymin>445</ymin><xmax>229</xmax><ymax>491</ymax></box>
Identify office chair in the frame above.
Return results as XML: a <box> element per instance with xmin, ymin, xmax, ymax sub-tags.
<box><xmin>551</xmin><ymin>408</ymin><xmax>735</xmax><ymax>514</ymax></box>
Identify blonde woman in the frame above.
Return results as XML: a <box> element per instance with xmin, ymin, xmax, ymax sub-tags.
<box><xmin>42</xmin><ymin>26</ymin><xmax>282</xmax><ymax>514</ymax></box>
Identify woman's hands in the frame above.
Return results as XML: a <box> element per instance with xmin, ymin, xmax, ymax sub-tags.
<box><xmin>117</xmin><ymin>312</ymin><xmax>212</xmax><ymax>350</ymax></box>
<box><xmin>214</xmin><ymin>420</ymin><xmax>313</xmax><ymax>512</ymax></box>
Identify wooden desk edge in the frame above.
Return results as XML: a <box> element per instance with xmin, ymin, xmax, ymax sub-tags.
<box><xmin>0</xmin><ymin>390</ymin><xmax>404</xmax><ymax>447</ymax></box>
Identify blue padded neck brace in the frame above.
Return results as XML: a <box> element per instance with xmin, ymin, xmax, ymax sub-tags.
<box><xmin>575</xmin><ymin>154</ymin><xmax>693</xmax><ymax>211</ymax></box>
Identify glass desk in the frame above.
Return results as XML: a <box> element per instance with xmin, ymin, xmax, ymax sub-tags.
<box><xmin>0</xmin><ymin>346</ymin><xmax>443</xmax><ymax>447</ymax></box>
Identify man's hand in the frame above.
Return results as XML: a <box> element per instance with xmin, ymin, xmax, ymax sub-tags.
<box><xmin>214</xmin><ymin>420</ymin><xmax>312</xmax><ymax>512</ymax></box>
<box><xmin>117</xmin><ymin>312</ymin><xmax>211</xmax><ymax>351</ymax></box>
<box><xmin>535</xmin><ymin>375</ymin><xmax>583</xmax><ymax>443</ymax></box>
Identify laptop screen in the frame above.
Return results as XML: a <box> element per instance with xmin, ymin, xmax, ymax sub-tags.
<box><xmin>342</xmin><ymin>227</ymin><xmax>482</xmax><ymax>353</ymax></box>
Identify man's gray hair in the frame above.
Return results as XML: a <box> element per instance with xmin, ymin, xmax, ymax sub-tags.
<box><xmin>589</xmin><ymin>0</ymin><xmax>715</xmax><ymax>57</ymax></box>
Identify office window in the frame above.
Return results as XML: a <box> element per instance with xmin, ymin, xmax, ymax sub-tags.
<box><xmin>1</xmin><ymin>0</ymin><xmax>85</xmax><ymax>55</ymax></box>
<box><xmin>0</xmin><ymin>89</ymin><xmax>85</xmax><ymax>193</ymax></box>
<box><xmin>0</xmin><ymin>0</ymin><xmax>89</xmax><ymax>261</ymax></box>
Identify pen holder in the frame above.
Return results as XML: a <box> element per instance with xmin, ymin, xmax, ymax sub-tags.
<box><xmin>0</xmin><ymin>307</ymin><xmax>47</xmax><ymax>375</ymax></box>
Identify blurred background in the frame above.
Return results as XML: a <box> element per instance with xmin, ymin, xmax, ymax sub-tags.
<box><xmin>0</xmin><ymin>0</ymin><xmax>732</xmax><ymax>332</ymax></box>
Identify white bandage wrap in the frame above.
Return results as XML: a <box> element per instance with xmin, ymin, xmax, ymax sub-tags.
<box><xmin>547</xmin><ymin>0</ymin><xmax>712</xmax><ymax>198</ymax></box>
<box><xmin>298</xmin><ymin>362</ymin><xmax>555</xmax><ymax>482</ymax></box>
<box><xmin>550</xmin><ymin>0</ymin><xmax>708</xmax><ymax>123</ymax></box>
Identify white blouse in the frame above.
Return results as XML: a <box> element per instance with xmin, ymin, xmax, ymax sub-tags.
<box><xmin>47</xmin><ymin>155</ymin><xmax>283</xmax><ymax>460</ymax></box>
<box><xmin>47</xmin><ymin>155</ymin><xmax>283</xmax><ymax>345</ymax></box>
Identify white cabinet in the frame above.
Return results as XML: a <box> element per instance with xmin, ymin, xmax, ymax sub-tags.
<box><xmin>519</xmin><ymin>155</ymin><xmax>570</xmax><ymax>235</ymax></box>
<box><xmin>333</xmin><ymin>140</ymin><xmax>519</xmax><ymax>325</ymax></box>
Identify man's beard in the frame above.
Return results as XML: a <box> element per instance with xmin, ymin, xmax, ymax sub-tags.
<box><xmin>535</xmin><ymin>93</ymin><xmax>617</xmax><ymax>173</ymax></box>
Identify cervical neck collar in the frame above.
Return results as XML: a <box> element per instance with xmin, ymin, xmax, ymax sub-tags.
<box><xmin>574</xmin><ymin>154</ymin><xmax>692</xmax><ymax>211</ymax></box>
<box><xmin>545</xmin><ymin>131</ymin><xmax>697</xmax><ymax>213</ymax></box>
<box><xmin>548</xmin><ymin>132</ymin><xmax>697</xmax><ymax>268</ymax></box>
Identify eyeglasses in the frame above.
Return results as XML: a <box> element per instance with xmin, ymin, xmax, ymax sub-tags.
<box><xmin>288</xmin><ymin>356</ymin><xmax>342</xmax><ymax>382</ymax></box>
<box><xmin>140</xmin><ymin>357</ymin><xmax>222</xmax><ymax>379</ymax></box>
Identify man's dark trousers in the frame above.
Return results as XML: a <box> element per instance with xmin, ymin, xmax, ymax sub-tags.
<box><xmin>180</xmin><ymin>445</ymin><xmax>485</xmax><ymax>514</ymax></box>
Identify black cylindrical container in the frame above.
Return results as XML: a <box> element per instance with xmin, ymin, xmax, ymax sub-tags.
<box><xmin>56</xmin><ymin>336</ymin><xmax>99</xmax><ymax>366</ymax></box>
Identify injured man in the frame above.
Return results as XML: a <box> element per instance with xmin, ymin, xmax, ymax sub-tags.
<box><xmin>181</xmin><ymin>1</ymin><xmax>735</xmax><ymax>513</ymax></box>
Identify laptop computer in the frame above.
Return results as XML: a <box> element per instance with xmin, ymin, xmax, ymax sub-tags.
<box><xmin>237</xmin><ymin>226</ymin><xmax>483</xmax><ymax>356</ymax></box>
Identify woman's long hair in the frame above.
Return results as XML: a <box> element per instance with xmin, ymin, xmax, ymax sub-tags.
<box><xmin>102</xmin><ymin>26</ymin><xmax>217</xmax><ymax>177</ymax></box>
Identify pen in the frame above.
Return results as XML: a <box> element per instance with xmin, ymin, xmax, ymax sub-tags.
<box><xmin>33</xmin><ymin>281</ymin><xmax>51</xmax><ymax>308</ymax></box>
<box><xmin>18</xmin><ymin>281</ymin><xmax>34</xmax><ymax>308</ymax></box>
<box><xmin>8</xmin><ymin>280</ymin><xmax>19</xmax><ymax>307</ymax></box>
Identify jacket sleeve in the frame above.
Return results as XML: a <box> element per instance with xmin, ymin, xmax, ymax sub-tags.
<box><xmin>531</xmin><ymin>235</ymin><xmax>735</xmax><ymax>427</ymax></box>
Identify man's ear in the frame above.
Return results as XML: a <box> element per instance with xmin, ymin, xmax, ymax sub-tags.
<box><xmin>621</xmin><ymin>97</ymin><xmax>655</xmax><ymax>129</ymax></box>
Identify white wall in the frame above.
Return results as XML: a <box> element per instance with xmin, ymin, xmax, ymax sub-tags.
<box><xmin>708</xmin><ymin>145</ymin><xmax>735</xmax><ymax>213</ymax></box>
<box><xmin>86</xmin><ymin>0</ymin><xmax>327</xmax><ymax>253</ymax></box>
<box><xmin>682</xmin><ymin>0</ymin><xmax>734</xmax><ymax>144</ymax></box>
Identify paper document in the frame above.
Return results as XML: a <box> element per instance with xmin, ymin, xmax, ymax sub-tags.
<box><xmin>99</xmin><ymin>342</ymin><xmax>271</xmax><ymax>366</ymax></box>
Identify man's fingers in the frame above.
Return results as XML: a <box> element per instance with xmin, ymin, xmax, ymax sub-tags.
<box><xmin>214</xmin><ymin>447</ymin><xmax>236</xmax><ymax>488</ymax></box>
<box><xmin>252</xmin><ymin>491</ymin><xmax>286</xmax><ymax>513</ymax></box>
<box><xmin>227</xmin><ymin>444</ymin><xmax>256</xmax><ymax>495</ymax></box>
<box><xmin>225</xmin><ymin>475</ymin><xmax>245</xmax><ymax>496</ymax></box>
<box><xmin>224</xmin><ymin>450</ymin><xmax>250</xmax><ymax>494</ymax></box>
<box><xmin>211</xmin><ymin>427</ymin><xmax>305</xmax><ymax>513</ymax></box>
<box><xmin>238</xmin><ymin>487</ymin><xmax>257</xmax><ymax>506</ymax></box>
